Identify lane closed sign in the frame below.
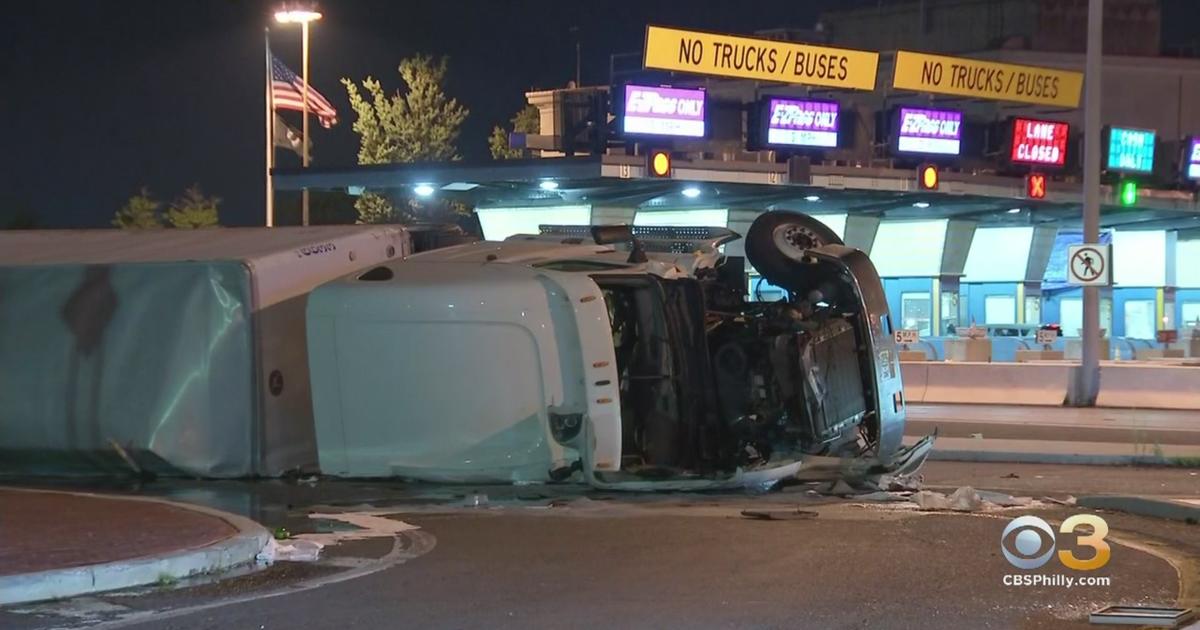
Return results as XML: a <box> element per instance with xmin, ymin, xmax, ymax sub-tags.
<box><xmin>643</xmin><ymin>25</ymin><xmax>879</xmax><ymax>90</ymax></box>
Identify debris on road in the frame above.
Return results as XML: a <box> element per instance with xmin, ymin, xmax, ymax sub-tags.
<box><xmin>912</xmin><ymin>487</ymin><xmax>982</xmax><ymax>511</ymax></box>
<box><xmin>257</xmin><ymin>538</ymin><xmax>323</xmax><ymax>564</ymax></box>
<box><xmin>975</xmin><ymin>490</ymin><xmax>1033</xmax><ymax>507</ymax></box>
<box><xmin>740</xmin><ymin>509</ymin><xmax>819</xmax><ymax>521</ymax></box>
<box><xmin>855</xmin><ymin>491</ymin><xmax>911</xmax><ymax>502</ymax></box>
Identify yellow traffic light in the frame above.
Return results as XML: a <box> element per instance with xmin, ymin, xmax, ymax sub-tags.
<box><xmin>917</xmin><ymin>163</ymin><xmax>939</xmax><ymax>190</ymax></box>
<box><xmin>648</xmin><ymin>150</ymin><xmax>672</xmax><ymax>178</ymax></box>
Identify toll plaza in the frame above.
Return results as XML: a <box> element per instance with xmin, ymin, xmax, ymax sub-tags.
<box><xmin>274</xmin><ymin>25</ymin><xmax>1200</xmax><ymax>410</ymax></box>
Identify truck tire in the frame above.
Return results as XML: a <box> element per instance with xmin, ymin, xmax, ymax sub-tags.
<box><xmin>744</xmin><ymin>211</ymin><xmax>844</xmax><ymax>286</ymax></box>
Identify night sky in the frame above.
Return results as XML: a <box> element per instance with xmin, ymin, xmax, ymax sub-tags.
<box><xmin>0</xmin><ymin>0</ymin><xmax>867</xmax><ymax>228</ymax></box>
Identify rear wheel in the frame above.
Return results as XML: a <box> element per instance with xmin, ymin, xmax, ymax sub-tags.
<box><xmin>744</xmin><ymin>211</ymin><xmax>843</xmax><ymax>283</ymax></box>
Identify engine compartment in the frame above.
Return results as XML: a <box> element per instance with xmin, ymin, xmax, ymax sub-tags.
<box><xmin>597</xmin><ymin>259</ymin><xmax>877</xmax><ymax>480</ymax></box>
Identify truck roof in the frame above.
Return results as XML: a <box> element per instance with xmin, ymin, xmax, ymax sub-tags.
<box><xmin>0</xmin><ymin>226</ymin><xmax>406</xmax><ymax>265</ymax></box>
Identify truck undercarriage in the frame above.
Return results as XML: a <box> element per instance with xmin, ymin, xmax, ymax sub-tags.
<box><xmin>584</xmin><ymin>210</ymin><xmax>923</xmax><ymax>487</ymax></box>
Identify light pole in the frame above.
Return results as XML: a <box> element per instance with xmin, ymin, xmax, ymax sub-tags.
<box><xmin>1075</xmin><ymin>0</ymin><xmax>1103</xmax><ymax>405</ymax></box>
<box><xmin>275</xmin><ymin>6</ymin><xmax>322</xmax><ymax>226</ymax></box>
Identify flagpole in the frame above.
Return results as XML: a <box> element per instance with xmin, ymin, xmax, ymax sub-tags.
<box><xmin>265</xmin><ymin>28</ymin><xmax>275</xmax><ymax>227</ymax></box>
<box><xmin>301</xmin><ymin>20</ymin><xmax>311</xmax><ymax>227</ymax></box>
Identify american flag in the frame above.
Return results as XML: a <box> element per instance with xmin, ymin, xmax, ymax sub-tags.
<box><xmin>271</xmin><ymin>53</ymin><xmax>337</xmax><ymax>128</ymax></box>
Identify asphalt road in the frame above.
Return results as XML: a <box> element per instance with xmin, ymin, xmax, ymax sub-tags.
<box><xmin>4</xmin><ymin>461</ymin><xmax>1197</xmax><ymax>630</ymax></box>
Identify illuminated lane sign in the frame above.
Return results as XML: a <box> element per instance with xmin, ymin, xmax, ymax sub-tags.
<box><xmin>894</xmin><ymin>107</ymin><xmax>962</xmax><ymax>156</ymax></box>
<box><xmin>764</xmin><ymin>98</ymin><xmax>839</xmax><ymax>148</ymax></box>
<box><xmin>1105</xmin><ymin>127</ymin><xmax>1156</xmax><ymax>174</ymax></box>
<box><xmin>621</xmin><ymin>84</ymin><xmax>706</xmax><ymax>138</ymax></box>
<box><xmin>1010</xmin><ymin>118</ymin><xmax>1068</xmax><ymax>167</ymax></box>
<box><xmin>892</xmin><ymin>50</ymin><xmax>1083</xmax><ymax>107</ymax></box>
<box><xmin>643</xmin><ymin>25</ymin><xmax>879</xmax><ymax>90</ymax></box>
<box><xmin>1184</xmin><ymin>136</ymin><xmax>1200</xmax><ymax>180</ymax></box>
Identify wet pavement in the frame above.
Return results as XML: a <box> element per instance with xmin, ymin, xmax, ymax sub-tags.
<box><xmin>1</xmin><ymin>461</ymin><xmax>1197</xmax><ymax>629</ymax></box>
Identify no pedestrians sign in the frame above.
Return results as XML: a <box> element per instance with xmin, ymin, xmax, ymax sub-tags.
<box><xmin>1067</xmin><ymin>244</ymin><xmax>1112</xmax><ymax>286</ymax></box>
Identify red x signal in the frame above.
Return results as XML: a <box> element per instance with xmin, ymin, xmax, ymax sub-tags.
<box><xmin>1026</xmin><ymin>173</ymin><xmax>1047</xmax><ymax>199</ymax></box>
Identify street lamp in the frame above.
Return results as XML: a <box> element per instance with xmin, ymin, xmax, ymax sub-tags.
<box><xmin>275</xmin><ymin>4</ymin><xmax>322</xmax><ymax>226</ymax></box>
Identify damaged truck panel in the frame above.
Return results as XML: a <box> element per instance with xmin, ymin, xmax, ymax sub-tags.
<box><xmin>807</xmin><ymin>245</ymin><xmax>905</xmax><ymax>462</ymax></box>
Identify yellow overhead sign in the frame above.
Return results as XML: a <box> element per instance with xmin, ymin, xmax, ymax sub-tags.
<box><xmin>643</xmin><ymin>25</ymin><xmax>879</xmax><ymax>91</ymax></box>
<box><xmin>892</xmin><ymin>50</ymin><xmax>1083</xmax><ymax>107</ymax></box>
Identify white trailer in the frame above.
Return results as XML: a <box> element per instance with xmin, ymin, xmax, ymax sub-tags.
<box><xmin>0</xmin><ymin>226</ymin><xmax>410</xmax><ymax>477</ymax></box>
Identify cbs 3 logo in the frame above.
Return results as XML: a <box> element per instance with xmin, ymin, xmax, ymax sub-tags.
<box><xmin>1001</xmin><ymin>514</ymin><xmax>1111</xmax><ymax>571</ymax></box>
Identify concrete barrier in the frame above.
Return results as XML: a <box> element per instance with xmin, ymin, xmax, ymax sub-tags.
<box><xmin>1097</xmin><ymin>363</ymin><xmax>1200</xmax><ymax>410</ymax></box>
<box><xmin>1015</xmin><ymin>350</ymin><xmax>1064</xmax><ymax>362</ymax></box>
<box><xmin>899</xmin><ymin>362</ymin><xmax>929</xmax><ymax>404</ymax></box>
<box><xmin>907</xmin><ymin>361</ymin><xmax>1071</xmax><ymax>406</ymax></box>
<box><xmin>900</xmin><ymin>360</ymin><xmax>1200</xmax><ymax>410</ymax></box>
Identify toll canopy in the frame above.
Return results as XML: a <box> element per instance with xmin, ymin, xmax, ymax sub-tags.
<box><xmin>0</xmin><ymin>226</ymin><xmax>410</xmax><ymax>477</ymax></box>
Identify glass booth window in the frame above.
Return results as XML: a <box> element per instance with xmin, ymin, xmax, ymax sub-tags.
<box><xmin>1025</xmin><ymin>296</ymin><xmax>1042</xmax><ymax>326</ymax></box>
<box><xmin>1183</xmin><ymin>302</ymin><xmax>1200</xmax><ymax>328</ymax></box>
<box><xmin>476</xmin><ymin>205</ymin><xmax>591</xmax><ymax>241</ymax></box>
<box><xmin>1061</xmin><ymin>298</ymin><xmax>1082</xmax><ymax>336</ymax></box>
<box><xmin>901</xmin><ymin>291</ymin><xmax>933</xmax><ymax>335</ymax></box>
<box><xmin>941</xmin><ymin>293</ymin><xmax>959</xmax><ymax>335</ymax></box>
<box><xmin>1123</xmin><ymin>299</ymin><xmax>1156</xmax><ymax>340</ymax></box>
<box><xmin>633</xmin><ymin>208</ymin><xmax>729</xmax><ymax>227</ymax></box>
<box><xmin>984</xmin><ymin>295</ymin><xmax>1017</xmax><ymax>324</ymax></box>
<box><xmin>1060</xmin><ymin>297</ymin><xmax>1113</xmax><ymax>336</ymax></box>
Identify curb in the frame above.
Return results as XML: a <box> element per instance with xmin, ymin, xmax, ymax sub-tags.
<box><xmin>0</xmin><ymin>488</ymin><xmax>271</xmax><ymax>606</ymax></box>
<box><xmin>929</xmin><ymin>449</ymin><xmax>1171</xmax><ymax>466</ymax></box>
<box><xmin>1077</xmin><ymin>495</ymin><xmax>1200</xmax><ymax>523</ymax></box>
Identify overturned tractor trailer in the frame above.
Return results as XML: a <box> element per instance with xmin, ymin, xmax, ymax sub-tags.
<box><xmin>307</xmin><ymin>212</ymin><xmax>931</xmax><ymax>490</ymax></box>
<box><xmin>0</xmin><ymin>226</ymin><xmax>413</xmax><ymax>477</ymax></box>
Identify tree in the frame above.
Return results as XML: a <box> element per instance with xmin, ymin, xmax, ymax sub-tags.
<box><xmin>342</xmin><ymin>55</ymin><xmax>469</xmax><ymax>223</ymax></box>
<box><xmin>342</xmin><ymin>55</ymin><xmax>469</xmax><ymax>164</ymax></box>
<box><xmin>112</xmin><ymin>187</ymin><xmax>163</xmax><ymax>229</ymax></box>
<box><xmin>355</xmin><ymin>192</ymin><xmax>472</xmax><ymax>226</ymax></box>
<box><xmin>166</xmin><ymin>185</ymin><xmax>220</xmax><ymax>229</ymax></box>
<box><xmin>489</xmin><ymin>105</ymin><xmax>540</xmax><ymax>160</ymax></box>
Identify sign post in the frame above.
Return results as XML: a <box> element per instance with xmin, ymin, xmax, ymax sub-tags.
<box><xmin>1072</xmin><ymin>0</ymin><xmax>1104</xmax><ymax>407</ymax></box>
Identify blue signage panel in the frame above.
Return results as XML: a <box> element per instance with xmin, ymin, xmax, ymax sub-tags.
<box><xmin>1184</xmin><ymin>136</ymin><xmax>1200</xmax><ymax>180</ymax></box>
<box><xmin>1105</xmin><ymin>127</ymin><xmax>1155</xmax><ymax>173</ymax></box>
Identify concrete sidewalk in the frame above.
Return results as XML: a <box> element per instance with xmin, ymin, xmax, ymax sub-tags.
<box><xmin>0</xmin><ymin>488</ymin><xmax>269</xmax><ymax>606</ymax></box>
<box><xmin>905</xmin><ymin>403</ymin><xmax>1200</xmax><ymax>464</ymax></box>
